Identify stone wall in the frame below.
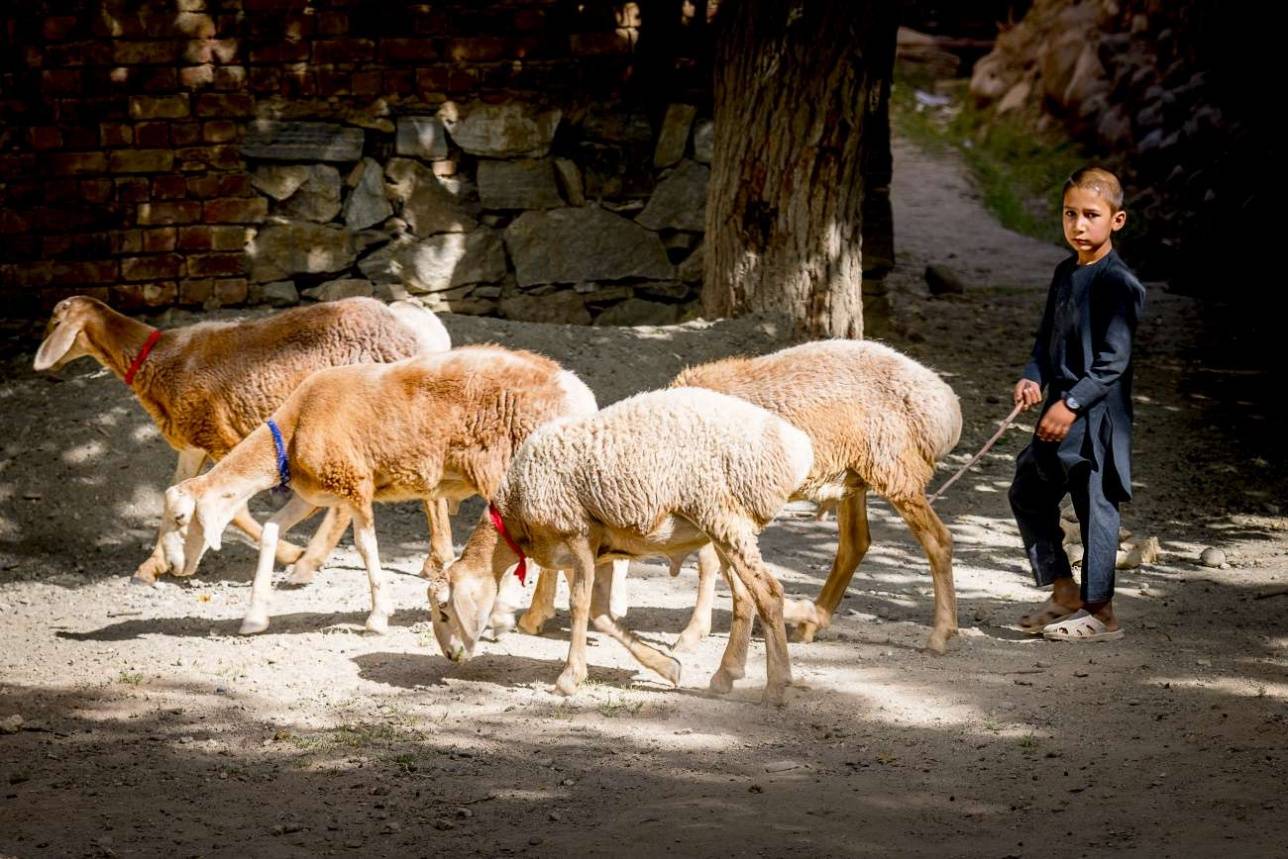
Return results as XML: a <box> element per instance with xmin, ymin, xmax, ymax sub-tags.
<box><xmin>0</xmin><ymin>0</ymin><xmax>719</xmax><ymax>324</ymax></box>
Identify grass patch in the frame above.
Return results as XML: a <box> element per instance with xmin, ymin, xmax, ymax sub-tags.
<box><xmin>892</xmin><ymin>70</ymin><xmax>1087</xmax><ymax>246</ymax></box>
<box><xmin>117</xmin><ymin>671</ymin><xmax>145</xmax><ymax>685</ymax></box>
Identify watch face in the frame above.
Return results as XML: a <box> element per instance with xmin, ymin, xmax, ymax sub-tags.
<box><xmin>1066</xmin><ymin>397</ymin><xmax>1080</xmax><ymax>411</ymax></box>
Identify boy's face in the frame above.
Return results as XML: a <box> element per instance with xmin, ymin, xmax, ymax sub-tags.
<box><xmin>1062</xmin><ymin>186</ymin><xmax>1127</xmax><ymax>261</ymax></box>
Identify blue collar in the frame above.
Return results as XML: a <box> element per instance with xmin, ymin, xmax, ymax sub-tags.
<box><xmin>266</xmin><ymin>419</ymin><xmax>291</xmax><ymax>493</ymax></box>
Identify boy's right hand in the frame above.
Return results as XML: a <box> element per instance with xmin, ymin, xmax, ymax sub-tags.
<box><xmin>1013</xmin><ymin>378</ymin><xmax>1042</xmax><ymax>411</ymax></box>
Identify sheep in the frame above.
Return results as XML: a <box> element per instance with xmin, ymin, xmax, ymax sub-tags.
<box><xmin>162</xmin><ymin>345</ymin><xmax>607</xmax><ymax>636</ymax></box>
<box><xmin>431</xmin><ymin>387</ymin><xmax>815</xmax><ymax>705</ymax></box>
<box><xmin>523</xmin><ymin>339</ymin><xmax>963</xmax><ymax>653</ymax></box>
<box><xmin>32</xmin><ymin>295</ymin><xmax>452</xmax><ymax>585</ymax></box>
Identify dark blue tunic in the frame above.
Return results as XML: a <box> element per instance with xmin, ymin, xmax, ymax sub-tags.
<box><xmin>1022</xmin><ymin>249</ymin><xmax>1147</xmax><ymax>500</ymax></box>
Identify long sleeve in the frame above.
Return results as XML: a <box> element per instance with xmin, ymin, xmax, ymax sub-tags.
<box><xmin>1067</xmin><ymin>272</ymin><xmax>1146</xmax><ymax>410</ymax></box>
<box><xmin>1022</xmin><ymin>280</ymin><xmax>1058</xmax><ymax>388</ymax></box>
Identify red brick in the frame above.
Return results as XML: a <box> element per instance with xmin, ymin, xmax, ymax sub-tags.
<box><xmin>194</xmin><ymin>92</ymin><xmax>253</xmax><ymax>118</ymax></box>
<box><xmin>570</xmin><ymin>31</ymin><xmax>634</xmax><ymax>56</ymax></box>
<box><xmin>41</xmin><ymin>69</ymin><xmax>82</xmax><ymax>95</ymax></box>
<box><xmin>0</xmin><ymin>211</ymin><xmax>33</xmax><ymax>234</ymax></box>
<box><xmin>130</xmin><ymin>95</ymin><xmax>189</xmax><ymax>119</ymax></box>
<box><xmin>100</xmin><ymin>122</ymin><xmax>134</xmax><ymax>146</ymax></box>
<box><xmin>204</xmin><ymin>197</ymin><xmax>266</xmax><ymax>223</ymax></box>
<box><xmin>214</xmin><ymin>278</ymin><xmax>248</xmax><ymax>305</ymax></box>
<box><xmin>118</xmin><ymin>230</ymin><xmax>144</xmax><ymax>253</ymax></box>
<box><xmin>122</xmin><ymin>254</ymin><xmax>184</xmax><ymax>281</ymax></box>
<box><xmin>176</xmin><ymin>225</ymin><xmax>212</xmax><ymax>251</ymax></box>
<box><xmin>171</xmin><ymin>123</ymin><xmax>202</xmax><ymax>146</ymax></box>
<box><xmin>43</xmin><ymin>16</ymin><xmax>80</xmax><ymax>41</ymax></box>
<box><xmin>444</xmin><ymin>37</ymin><xmax>509</xmax><ymax>63</ymax></box>
<box><xmin>144</xmin><ymin>229</ymin><xmax>178</xmax><ymax>253</ymax></box>
<box><xmin>152</xmin><ymin>175</ymin><xmax>189</xmax><ymax>199</ymax></box>
<box><xmin>28</xmin><ymin>126</ymin><xmax>64</xmax><ymax>150</ymax></box>
<box><xmin>135</xmin><ymin>121</ymin><xmax>170</xmax><ymax>146</ymax></box>
<box><xmin>213</xmin><ymin>66</ymin><xmax>247</xmax><ymax>91</ymax></box>
<box><xmin>176</xmin><ymin>145</ymin><xmax>241</xmax><ymax>171</ymax></box>
<box><xmin>175</xmin><ymin>13</ymin><xmax>216</xmax><ymax>38</ymax></box>
<box><xmin>383</xmin><ymin>69</ymin><xmax>414</xmax><ymax>95</ymax></box>
<box><xmin>380</xmin><ymin>38</ymin><xmax>438</xmax><ymax>63</ymax></box>
<box><xmin>139</xmin><ymin>67</ymin><xmax>178</xmax><ymax>92</ymax></box>
<box><xmin>80</xmin><ymin>179</ymin><xmax>115</xmax><ymax>204</ymax></box>
<box><xmin>109</xmin><ymin>149</ymin><xmax>175</xmax><ymax>173</ymax></box>
<box><xmin>47</xmin><ymin>152</ymin><xmax>107</xmax><ymax>175</ymax></box>
<box><xmin>315</xmin><ymin>67</ymin><xmax>350</xmax><ymax>96</ymax></box>
<box><xmin>61</xmin><ymin>126</ymin><xmax>102</xmax><ymax>149</ymax></box>
<box><xmin>51</xmin><ymin>259</ymin><xmax>119</xmax><ymax>285</ymax></box>
<box><xmin>351</xmin><ymin>70</ymin><xmax>382</xmax><ymax>97</ymax></box>
<box><xmin>249</xmin><ymin>41</ymin><xmax>310</xmax><ymax>64</ymax></box>
<box><xmin>182</xmin><ymin>38</ymin><xmax>239</xmax><ymax>64</ymax></box>
<box><xmin>180</xmin><ymin>64</ymin><xmax>215</xmax><ymax>88</ymax></box>
<box><xmin>179</xmin><ymin>278</ymin><xmax>214</xmax><ymax>305</ymax></box>
<box><xmin>116</xmin><ymin>177</ymin><xmax>151</xmax><ymax>204</ymax></box>
<box><xmin>137</xmin><ymin>201</ymin><xmax>202</xmax><ymax>225</ymax></box>
<box><xmin>186</xmin><ymin>173</ymin><xmax>252</xmax><ymax>198</ymax></box>
<box><xmin>313</xmin><ymin>38</ymin><xmax>374</xmax><ymax>65</ymax></box>
<box><xmin>113</xmin><ymin>41</ymin><xmax>183</xmax><ymax>65</ymax></box>
<box><xmin>44</xmin><ymin>179</ymin><xmax>81</xmax><ymax>203</ymax></box>
<box><xmin>248</xmin><ymin>67</ymin><xmax>281</xmax><ymax>94</ymax></box>
<box><xmin>202</xmin><ymin>120</ymin><xmax>240</xmax><ymax>143</ymax></box>
<box><xmin>112</xmin><ymin>282</ymin><xmax>178</xmax><ymax>308</ymax></box>
<box><xmin>186</xmin><ymin>252</ymin><xmax>246</xmax><ymax>277</ymax></box>
<box><xmin>416</xmin><ymin>66</ymin><xmax>474</xmax><ymax>94</ymax></box>
<box><xmin>317</xmin><ymin>12</ymin><xmax>349</xmax><ymax>36</ymax></box>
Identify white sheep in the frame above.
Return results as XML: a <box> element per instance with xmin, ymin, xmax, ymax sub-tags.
<box><xmin>431</xmin><ymin>387</ymin><xmax>814</xmax><ymax>705</ymax></box>
<box><xmin>523</xmin><ymin>339</ymin><xmax>963</xmax><ymax>653</ymax></box>
<box><xmin>163</xmin><ymin>346</ymin><xmax>606</xmax><ymax>635</ymax></box>
<box><xmin>32</xmin><ymin>295</ymin><xmax>452</xmax><ymax>584</ymax></box>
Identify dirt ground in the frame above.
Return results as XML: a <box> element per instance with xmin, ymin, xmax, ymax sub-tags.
<box><xmin>2</xmin><ymin>135</ymin><xmax>1286</xmax><ymax>859</ymax></box>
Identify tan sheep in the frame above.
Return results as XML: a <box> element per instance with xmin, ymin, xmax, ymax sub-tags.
<box><xmin>432</xmin><ymin>387</ymin><xmax>815</xmax><ymax>705</ymax></box>
<box><xmin>32</xmin><ymin>295</ymin><xmax>452</xmax><ymax>584</ymax></box>
<box><xmin>163</xmin><ymin>346</ymin><xmax>602</xmax><ymax>635</ymax></box>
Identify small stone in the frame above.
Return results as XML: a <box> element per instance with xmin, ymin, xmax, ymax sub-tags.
<box><xmin>925</xmin><ymin>264</ymin><xmax>966</xmax><ymax>295</ymax></box>
<box><xmin>1199</xmin><ymin>547</ymin><xmax>1225</xmax><ymax>568</ymax></box>
<box><xmin>434</xmin><ymin>819</ymin><xmax>455</xmax><ymax>831</ymax></box>
<box><xmin>748</xmin><ymin>783</ymin><xmax>763</xmax><ymax>794</ymax></box>
<box><xmin>560</xmin><ymin>778</ymin><xmax>575</xmax><ymax>786</ymax></box>
<box><xmin>0</xmin><ymin>715</ymin><xmax>23</xmax><ymax>734</ymax></box>
<box><xmin>548</xmin><ymin>811</ymin><xmax>562</xmax><ymax>822</ymax></box>
<box><xmin>764</xmin><ymin>760</ymin><xmax>802</xmax><ymax>773</ymax></box>
<box><xmin>455</xmin><ymin>807</ymin><xmax>473</xmax><ymax>819</ymax></box>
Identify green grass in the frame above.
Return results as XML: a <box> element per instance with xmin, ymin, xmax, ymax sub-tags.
<box><xmin>117</xmin><ymin>671</ymin><xmax>145</xmax><ymax>685</ymax></box>
<box><xmin>891</xmin><ymin>71</ymin><xmax>1087</xmax><ymax>247</ymax></box>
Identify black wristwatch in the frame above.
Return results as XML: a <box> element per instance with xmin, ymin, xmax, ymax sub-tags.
<box><xmin>1063</xmin><ymin>394</ymin><xmax>1082</xmax><ymax>413</ymax></box>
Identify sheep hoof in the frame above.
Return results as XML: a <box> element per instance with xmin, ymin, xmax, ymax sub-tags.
<box><xmin>275</xmin><ymin>540</ymin><xmax>306</xmax><ymax>565</ymax></box>
<box><xmin>708</xmin><ymin>669</ymin><xmax>736</xmax><ymax>695</ymax></box>
<box><xmin>133</xmin><ymin>555</ymin><xmax>169</xmax><ymax>583</ymax></box>
<box><xmin>364</xmin><ymin>612</ymin><xmax>390</xmax><ymax>635</ymax></box>
<box><xmin>554</xmin><ymin>667</ymin><xmax>584</xmax><ymax>697</ymax></box>
<box><xmin>489</xmin><ymin>609</ymin><xmax>517</xmax><ymax>638</ymax></box>
<box><xmin>516</xmin><ymin>612</ymin><xmax>548</xmax><ymax>636</ymax></box>
<box><xmin>239</xmin><ymin>616</ymin><xmax>269</xmax><ymax>635</ymax></box>
<box><xmin>658</xmin><ymin>656</ymin><xmax>682</xmax><ymax>687</ymax></box>
<box><xmin>671</xmin><ymin>626</ymin><xmax>707</xmax><ymax>653</ymax></box>
<box><xmin>761</xmin><ymin>684</ymin><xmax>788</xmax><ymax>707</ymax></box>
<box><xmin>925</xmin><ymin>630</ymin><xmax>950</xmax><ymax>654</ymax></box>
<box><xmin>285</xmin><ymin>561</ymin><xmax>319</xmax><ymax>586</ymax></box>
<box><xmin>130</xmin><ymin>574</ymin><xmax>158</xmax><ymax>589</ymax></box>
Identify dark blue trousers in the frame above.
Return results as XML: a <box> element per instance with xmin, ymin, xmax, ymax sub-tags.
<box><xmin>1008</xmin><ymin>440</ymin><xmax>1121</xmax><ymax>604</ymax></box>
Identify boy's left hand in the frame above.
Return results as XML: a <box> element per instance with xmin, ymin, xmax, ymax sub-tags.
<box><xmin>1036</xmin><ymin>400</ymin><xmax>1077</xmax><ymax>442</ymax></box>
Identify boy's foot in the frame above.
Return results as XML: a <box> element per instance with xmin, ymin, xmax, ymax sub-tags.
<box><xmin>1018</xmin><ymin>598</ymin><xmax>1079</xmax><ymax>635</ymax></box>
<box><xmin>1042</xmin><ymin>609</ymin><xmax>1123</xmax><ymax>642</ymax></box>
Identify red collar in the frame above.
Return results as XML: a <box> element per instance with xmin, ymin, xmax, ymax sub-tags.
<box><xmin>123</xmin><ymin>329</ymin><xmax>162</xmax><ymax>386</ymax></box>
<box><xmin>487</xmin><ymin>503</ymin><xmax>529</xmax><ymax>585</ymax></box>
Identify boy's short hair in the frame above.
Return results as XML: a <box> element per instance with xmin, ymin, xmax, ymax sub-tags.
<box><xmin>1063</xmin><ymin>166</ymin><xmax>1124</xmax><ymax>212</ymax></box>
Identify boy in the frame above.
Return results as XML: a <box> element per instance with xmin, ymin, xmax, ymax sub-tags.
<box><xmin>1009</xmin><ymin>166</ymin><xmax>1147</xmax><ymax>641</ymax></box>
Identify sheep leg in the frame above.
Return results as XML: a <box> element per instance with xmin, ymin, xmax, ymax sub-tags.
<box><xmin>714</xmin><ymin>537</ymin><xmax>791</xmax><ymax>706</ymax></box>
<box><xmin>286</xmin><ymin>507</ymin><xmax>351</xmax><ymax>585</ymax></box>
<box><xmin>555</xmin><ymin>542</ymin><xmax>596</xmax><ymax>696</ymax></box>
<box><xmin>228</xmin><ymin>505</ymin><xmax>306</xmax><ymax>566</ymax></box>
<box><xmin>419</xmin><ymin>498</ymin><xmax>456</xmax><ymax>580</ymax></box>
<box><xmin>708</xmin><ymin>560</ymin><xmax>753</xmax><ymax>694</ymax></box>
<box><xmin>135</xmin><ymin>448</ymin><xmax>206</xmax><ymax>583</ymax></box>
<box><xmin>589</xmin><ymin>562</ymin><xmax>681</xmax><ymax>686</ymax></box>
<box><xmin>891</xmin><ymin>493</ymin><xmax>957</xmax><ymax>654</ymax></box>
<box><xmin>794</xmin><ymin>491</ymin><xmax>871</xmax><ymax>643</ymax></box>
<box><xmin>488</xmin><ymin>563</ymin><xmax>527</xmax><ymax>637</ymax></box>
<box><xmin>240</xmin><ymin>494</ymin><xmax>318</xmax><ymax>635</ymax></box>
<box><xmin>608</xmin><ymin>558</ymin><xmax>629</xmax><ymax>620</ymax></box>
<box><xmin>673</xmin><ymin>544</ymin><xmax>720</xmax><ymax>652</ymax></box>
<box><xmin>351</xmin><ymin>504</ymin><xmax>393</xmax><ymax>634</ymax></box>
<box><xmin>518</xmin><ymin>564</ymin><xmax>558</xmax><ymax>635</ymax></box>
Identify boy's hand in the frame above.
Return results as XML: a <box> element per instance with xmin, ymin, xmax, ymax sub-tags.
<box><xmin>1036</xmin><ymin>400</ymin><xmax>1077</xmax><ymax>442</ymax></box>
<box><xmin>1013</xmin><ymin>379</ymin><xmax>1042</xmax><ymax>411</ymax></box>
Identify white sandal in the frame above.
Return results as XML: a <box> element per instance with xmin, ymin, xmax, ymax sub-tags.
<box><xmin>1042</xmin><ymin>609</ymin><xmax>1124</xmax><ymax>642</ymax></box>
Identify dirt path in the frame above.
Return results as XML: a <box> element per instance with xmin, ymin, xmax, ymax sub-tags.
<box><xmin>2</xmin><ymin>137</ymin><xmax>1285</xmax><ymax>858</ymax></box>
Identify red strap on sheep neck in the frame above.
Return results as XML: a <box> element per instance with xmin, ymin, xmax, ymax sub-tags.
<box><xmin>123</xmin><ymin>329</ymin><xmax>162</xmax><ymax>386</ymax></box>
<box><xmin>488</xmin><ymin>503</ymin><xmax>528</xmax><ymax>585</ymax></box>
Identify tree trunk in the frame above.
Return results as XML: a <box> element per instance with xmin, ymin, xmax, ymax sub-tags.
<box><xmin>703</xmin><ymin>0</ymin><xmax>887</xmax><ymax>339</ymax></box>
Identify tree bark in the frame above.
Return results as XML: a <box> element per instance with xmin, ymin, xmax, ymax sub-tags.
<box><xmin>703</xmin><ymin>0</ymin><xmax>887</xmax><ymax>339</ymax></box>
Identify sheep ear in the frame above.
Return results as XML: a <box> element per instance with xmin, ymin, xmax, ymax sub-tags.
<box><xmin>196</xmin><ymin>502</ymin><xmax>223</xmax><ymax>552</ymax></box>
<box><xmin>33</xmin><ymin>319</ymin><xmax>83</xmax><ymax>371</ymax></box>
